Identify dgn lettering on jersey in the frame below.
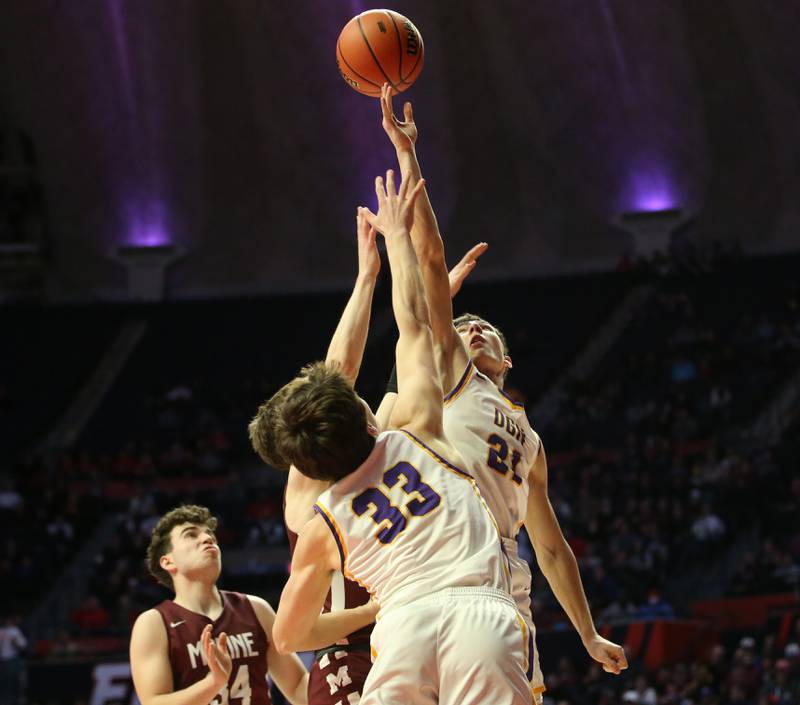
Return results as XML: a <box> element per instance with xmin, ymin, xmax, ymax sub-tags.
<box><xmin>187</xmin><ymin>632</ymin><xmax>260</xmax><ymax>669</ymax></box>
<box><xmin>493</xmin><ymin>408</ymin><xmax>526</xmax><ymax>445</ymax></box>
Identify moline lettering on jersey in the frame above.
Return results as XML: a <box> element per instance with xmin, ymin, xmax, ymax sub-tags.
<box><xmin>187</xmin><ymin>631</ymin><xmax>260</xmax><ymax>669</ymax></box>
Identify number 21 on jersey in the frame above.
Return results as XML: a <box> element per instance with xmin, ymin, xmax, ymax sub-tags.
<box><xmin>352</xmin><ymin>462</ymin><xmax>441</xmax><ymax>544</ymax></box>
<box><xmin>487</xmin><ymin>433</ymin><xmax>523</xmax><ymax>485</ymax></box>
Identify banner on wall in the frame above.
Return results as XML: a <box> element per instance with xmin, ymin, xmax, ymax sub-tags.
<box><xmin>28</xmin><ymin>659</ymin><xmax>140</xmax><ymax>705</ymax></box>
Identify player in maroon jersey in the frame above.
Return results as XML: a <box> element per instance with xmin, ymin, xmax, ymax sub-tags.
<box><xmin>250</xmin><ymin>212</ymin><xmax>485</xmax><ymax>705</ymax></box>
<box><xmin>130</xmin><ymin>505</ymin><xmax>374</xmax><ymax>705</ymax></box>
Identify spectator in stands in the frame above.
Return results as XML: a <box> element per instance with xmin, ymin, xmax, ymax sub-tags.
<box><xmin>0</xmin><ymin>480</ymin><xmax>21</xmax><ymax>511</ymax></box>
<box><xmin>691</xmin><ymin>503</ymin><xmax>726</xmax><ymax>543</ymax></box>
<box><xmin>0</xmin><ymin>614</ymin><xmax>27</xmax><ymax>705</ymax></box>
<box><xmin>759</xmin><ymin>658</ymin><xmax>798</xmax><ymax>704</ymax></box>
<box><xmin>621</xmin><ymin>674</ymin><xmax>657</xmax><ymax>704</ymax></box>
<box><xmin>70</xmin><ymin>595</ymin><xmax>110</xmax><ymax>634</ymax></box>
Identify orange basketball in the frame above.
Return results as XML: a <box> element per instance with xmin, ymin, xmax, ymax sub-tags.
<box><xmin>336</xmin><ymin>9</ymin><xmax>425</xmax><ymax>97</ymax></box>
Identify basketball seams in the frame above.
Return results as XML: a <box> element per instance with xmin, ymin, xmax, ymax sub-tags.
<box><xmin>337</xmin><ymin>39</ymin><xmax>383</xmax><ymax>95</ymax></box>
<box><xmin>386</xmin><ymin>10</ymin><xmax>404</xmax><ymax>81</ymax></box>
<box><xmin>337</xmin><ymin>10</ymin><xmax>422</xmax><ymax>96</ymax></box>
<box><xmin>391</xmin><ymin>11</ymin><xmax>424</xmax><ymax>82</ymax></box>
<box><xmin>355</xmin><ymin>14</ymin><xmax>397</xmax><ymax>91</ymax></box>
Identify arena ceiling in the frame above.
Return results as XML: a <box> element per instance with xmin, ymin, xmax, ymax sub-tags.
<box><xmin>1</xmin><ymin>1</ymin><xmax>798</xmax><ymax>299</ymax></box>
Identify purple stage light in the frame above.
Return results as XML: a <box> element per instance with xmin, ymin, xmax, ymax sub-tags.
<box><xmin>125</xmin><ymin>200</ymin><xmax>171</xmax><ymax>247</ymax></box>
<box><xmin>627</xmin><ymin>163</ymin><xmax>679</xmax><ymax>213</ymax></box>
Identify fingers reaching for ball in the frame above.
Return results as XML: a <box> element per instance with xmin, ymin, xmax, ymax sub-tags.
<box><xmin>363</xmin><ymin>170</ymin><xmax>426</xmax><ymax>237</ymax></box>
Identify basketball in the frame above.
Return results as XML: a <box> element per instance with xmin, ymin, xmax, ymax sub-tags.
<box><xmin>336</xmin><ymin>9</ymin><xmax>425</xmax><ymax>97</ymax></box>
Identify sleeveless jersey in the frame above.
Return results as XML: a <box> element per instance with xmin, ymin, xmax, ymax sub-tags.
<box><xmin>286</xmin><ymin>526</ymin><xmax>373</xmax><ymax>645</ymax></box>
<box><xmin>314</xmin><ymin>430</ymin><xmax>509</xmax><ymax>612</ymax></box>
<box><xmin>442</xmin><ymin>362</ymin><xmax>540</xmax><ymax>540</ymax></box>
<box><xmin>154</xmin><ymin>590</ymin><xmax>271</xmax><ymax>705</ymax></box>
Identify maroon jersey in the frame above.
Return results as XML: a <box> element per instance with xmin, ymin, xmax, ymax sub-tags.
<box><xmin>155</xmin><ymin>590</ymin><xmax>271</xmax><ymax>705</ymax></box>
<box><xmin>287</xmin><ymin>525</ymin><xmax>373</xmax><ymax>705</ymax></box>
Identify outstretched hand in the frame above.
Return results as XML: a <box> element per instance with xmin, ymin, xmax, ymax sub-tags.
<box><xmin>362</xmin><ymin>169</ymin><xmax>426</xmax><ymax>238</ymax></box>
<box><xmin>449</xmin><ymin>242</ymin><xmax>488</xmax><ymax>298</ymax></box>
<box><xmin>356</xmin><ymin>208</ymin><xmax>380</xmax><ymax>278</ymax></box>
<box><xmin>380</xmin><ymin>82</ymin><xmax>417</xmax><ymax>151</ymax></box>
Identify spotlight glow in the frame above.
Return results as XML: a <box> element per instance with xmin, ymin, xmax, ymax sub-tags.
<box><xmin>125</xmin><ymin>200</ymin><xmax>170</xmax><ymax>247</ymax></box>
<box><xmin>627</xmin><ymin>161</ymin><xmax>678</xmax><ymax>213</ymax></box>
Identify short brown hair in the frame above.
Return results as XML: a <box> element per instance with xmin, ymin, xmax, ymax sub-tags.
<box><xmin>146</xmin><ymin>505</ymin><xmax>218</xmax><ymax>589</ymax></box>
<box><xmin>453</xmin><ymin>312</ymin><xmax>509</xmax><ymax>355</ymax></box>
<box><xmin>270</xmin><ymin>361</ymin><xmax>375</xmax><ymax>482</ymax></box>
<box><xmin>249</xmin><ymin>385</ymin><xmax>291</xmax><ymax>470</ymax></box>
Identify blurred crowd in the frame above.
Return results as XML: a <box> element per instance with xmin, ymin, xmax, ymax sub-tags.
<box><xmin>543</xmin><ymin>628</ymin><xmax>800</xmax><ymax>705</ymax></box>
<box><xmin>2</xmin><ymin>252</ymin><xmax>798</xmax><ymax>705</ymax></box>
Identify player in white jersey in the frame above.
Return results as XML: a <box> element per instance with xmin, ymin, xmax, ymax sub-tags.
<box><xmin>378</xmin><ymin>84</ymin><xmax>628</xmax><ymax>699</ymax></box>
<box><xmin>267</xmin><ymin>171</ymin><xmax>531</xmax><ymax>704</ymax></box>
<box><xmin>248</xmin><ymin>210</ymin><xmax>484</xmax><ymax>705</ymax></box>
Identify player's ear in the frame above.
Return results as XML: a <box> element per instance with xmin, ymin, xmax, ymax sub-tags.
<box><xmin>160</xmin><ymin>554</ymin><xmax>175</xmax><ymax>574</ymax></box>
<box><xmin>503</xmin><ymin>355</ymin><xmax>513</xmax><ymax>371</ymax></box>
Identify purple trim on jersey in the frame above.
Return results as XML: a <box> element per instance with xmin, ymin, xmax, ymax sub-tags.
<box><xmin>443</xmin><ymin>361</ymin><xmax>473</xmax><ymax>401</ymax></box>
<box><xmin>499</xmin><ymin>540</ymin><xmax>513</xmax><ymax>579</ymax></box>
<box><xmin>314</xmin><ymin>504</ymin><xmax>345</xmax><ymax>572</ymax></box>
<box><xmin>527</xmin><ymin>628</ymin><xmax>535</xmax><ymax>681</ymax></box>
<box><xmin>498</xmin><ymin>387</ymin><xmax>525</xmax><ymax>409</ymax></box>
<box><xmin>399</xmin><ymin>430</ymin><xmax>473</xmax><ymax>479</ymax></box>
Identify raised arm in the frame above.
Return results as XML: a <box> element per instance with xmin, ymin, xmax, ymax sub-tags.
<box><xmin>325</xmin><ymin>209</ymin><xmax>380</xmax><ymax>384</ymax></box>
<box><xmin>363</xmin><ymin>170</ymin><xmax>444</xmax><ymax>442</ymax></box>
<box><xmin>524</xmin><ymin>438</ymin><xmax>628</xmax><ymax>675</ymax></box>
<box><xmin>380</xmin><ymin>84</ymin><xmax>470</xmax><ymax>391</ymax></box>
<box><xmin>373</xmin><ymin>240</ymin><xmax>488</xmax><ymax>429</ymax></box>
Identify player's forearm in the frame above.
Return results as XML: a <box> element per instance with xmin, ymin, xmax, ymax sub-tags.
<box><xmin>325</xmin><ymin>272</ymin><xmax>377</xmax><ymax>383</ymax></box>
<box><xmin>283</xmin><ymin>672</ymin><xmax>309</xmax><ymax>705</ymax></box>
<box><xmin>139</xmin><ymin>673</ymin><xmax>223</xmax><ymax>705</ymax></box>
<box><xmin>538</xmin><ymin>540</ymin><xmax>598</xmax><ymax>644</ymax></box>
<box><xmin>384</xmin><ymin>228</ymin><xmax>431</xmax><ymax>334</ymax></box>
<box><xmin>395</xmin><ymin>148</ymin><xmax>444</xmax><ymax>264</ymax></box>
<box><xmin>292</xmin><ymin>604</ymin><xmax>376</xmax><ymax>652</ymax></box>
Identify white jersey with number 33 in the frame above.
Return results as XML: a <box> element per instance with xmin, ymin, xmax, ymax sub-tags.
<box><xmin>313</xmin><ymin>429</ymin><xmax>510</xmax><ymax>612</ymax></box>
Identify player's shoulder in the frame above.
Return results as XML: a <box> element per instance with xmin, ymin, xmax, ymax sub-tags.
<box><xmin>130</xmin><ymin>608</ymin><xmax>167</xmax><ymax>651</ymax></box>
<box><xmin>133</xmin><ymin>607</ymin><xmax>166</xmax><ymax>629</ymax></box>
<box><xmin>243</xmin><ymin>594</ymin><xmax>275</xmax><ymax>639</ymax></box>
<box><xmin>243</xmin><ymin>593</ymin><xmax>274</xmax><ymax>616</ymax></box>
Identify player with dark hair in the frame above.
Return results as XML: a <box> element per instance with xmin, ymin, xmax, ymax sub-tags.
<box><xmin>378</xmin><ymin>84</ymin><xmax>627</xmax><ymax>701</ymax></box>
<box><xmin>265</xmin><ymin>171</ymin><xmax>531</xmax><ymax>704</ymax></box>
<box><xmin>249</xmin><ymin>209</ymin><xmax>486</xmax><ymax>705</ymax></box>
<box><xmin>130</xmin><ymin>504</ymin><xmax>344</xmax><ymax>705</ymax></box>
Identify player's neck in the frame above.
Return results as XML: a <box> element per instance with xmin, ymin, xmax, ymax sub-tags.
<box><xmin>478</xmin><ymin>365</ymin><xmax>505</xmax><ymax>389</ymax></box>
<box><xmin>472</xmin><ymin>357</ymin><xmax>506</xmax><ymax>389</ymax></box>
<box><xmin>173</xmin><ymin>581</ymin><xmax>223</xmax><ymax>618</ymax></box>
<box><xmin>286</xmin><ymin>467</ymin><xmax>331</xmax><ymax>532</ymax></box>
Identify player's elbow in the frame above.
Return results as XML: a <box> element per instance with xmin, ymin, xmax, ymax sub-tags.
<box><xmin>531</xmin><ymin>535</ymin><xmax>560</xmax><ymax>573</ymax></box>
<box><xmin>271</xmin><ymin>621</ymin><xmax>298</xmax><ymax>655</ymax></box>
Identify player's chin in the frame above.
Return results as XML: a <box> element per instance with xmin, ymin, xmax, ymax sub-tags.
<box><xmin>470</xmin><ymin>350</ymin><xmax>499</xmax><ymax>371</ymax></box>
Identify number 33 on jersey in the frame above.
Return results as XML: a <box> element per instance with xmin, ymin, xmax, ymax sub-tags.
<box><xmin>313</xmin><ymin>430</ymin><xmax>512</xmax><ymax>611</ymax></box>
